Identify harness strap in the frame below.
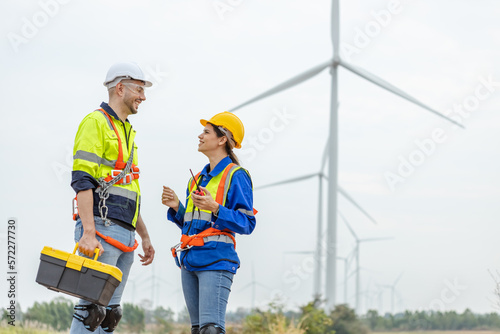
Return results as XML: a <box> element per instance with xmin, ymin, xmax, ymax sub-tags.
<box><xmin>99</xmin><ymin>109</ymin><xmax>125</xmax><ymax>169</ymax></box>
<box><xmin>171</xmin><ymin>228</ymin><xmax>236</xmax><ymax>268</ymax></box>
<box><xmin>98</xmin><ymin>108</ymin><xmax>140</xmax><ymax>175</ymax></box>
<box><xmin>96</xmin><ymin>230</ymin><xmax>139</xmax><ymax>253</ymax></box>
<box><xmin>180</xmin><ymin>227</ymin><xmax>236</xmax><ymax>249</ymax></box>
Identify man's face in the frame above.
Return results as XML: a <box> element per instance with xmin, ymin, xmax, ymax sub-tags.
<box><xmin>121</xmin><ymin>79</ymin><xmax>146</xmax><ymax>115</ymax></box>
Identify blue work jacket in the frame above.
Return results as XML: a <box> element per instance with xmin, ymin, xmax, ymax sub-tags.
<box><xmin>168</xmin><ymin>156</ymin><xmax>256</xmax><ymax>273</ymax></box>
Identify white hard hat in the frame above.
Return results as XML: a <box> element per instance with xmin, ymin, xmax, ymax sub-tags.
<box><xmin>103</xmin><ymin>62</ymin><xmax>153</xmax><ymax>89</ymax></box>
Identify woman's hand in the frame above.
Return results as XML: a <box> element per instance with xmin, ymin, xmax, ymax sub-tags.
<box><xmin>162</xmin><ymin>186</ymin><xmax>179</xmax><ymax>211</ymax></box>
<box><xmin>191</xmin><ymin>186</ymin><xmax>219</xmax><ymax>213</ymax></box>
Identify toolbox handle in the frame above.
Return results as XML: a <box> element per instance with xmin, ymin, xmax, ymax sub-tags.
<box><xmin>73</xmin><ymin>243</ymin><xmax>100</xmax><ymax>261</ymax></box>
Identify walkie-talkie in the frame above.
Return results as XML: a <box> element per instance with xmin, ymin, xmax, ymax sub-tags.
<box><xmin>189</xmin><ymin>169</ymin><xmax>204</xmax><ymax>196</ymax></box>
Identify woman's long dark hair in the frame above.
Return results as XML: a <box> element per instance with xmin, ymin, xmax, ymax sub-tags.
<box><xmin>210</xmin><ymin>123</ymin><xmax>240</xmax><ymax>165</ymax></box>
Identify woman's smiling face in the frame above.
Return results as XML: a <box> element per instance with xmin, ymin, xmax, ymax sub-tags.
<box><xmin>198</xmin><ymin>123</ymin><xmax>224</xmax><ymax>153</ymax></box>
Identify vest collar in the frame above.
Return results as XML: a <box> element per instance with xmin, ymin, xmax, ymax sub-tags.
<box><xmin>100</xmin><ymin>102</ymin><xmax>130</xmax><ymax>123</ymax></box>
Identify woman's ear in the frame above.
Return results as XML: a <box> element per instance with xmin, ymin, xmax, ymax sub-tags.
<box><xmin>218</xmin><ymin>136</ymin><xmax>228</xmax><ymax>147</ymax></box>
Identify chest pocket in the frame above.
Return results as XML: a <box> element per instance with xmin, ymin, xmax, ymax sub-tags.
<box><xmin>103</xmin><ymin>130</ymin><xmax>120</xmax><ymax>163</ymax></box>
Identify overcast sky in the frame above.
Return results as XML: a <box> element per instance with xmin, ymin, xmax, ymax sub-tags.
<box><xmin>1</xmin><ymin>0</ymin><xmax>500</xmax><ymax>316</ymax></box>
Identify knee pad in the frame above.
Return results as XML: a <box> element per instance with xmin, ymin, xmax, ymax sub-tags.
<box><xmin>191</xmin><ymin>325</ymin><xmax>200</xmax><ymax>334</ymax></box>
<box><xmin>73</xmin><ymin>304</ymin><xmax>106</xmax><ymax>332</ymax></box>
<box><xmin>200</xmin><ymin>323</ymin><xmax>224</xmax><ymax>334</ymax></box>
<box><xmin>100</xmin><ymin>304</ymin><xmax>123</xmax><ymax>332</ymax></box>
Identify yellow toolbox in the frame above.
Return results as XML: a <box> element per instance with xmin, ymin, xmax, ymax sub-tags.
<box><xmin>36</xmin><ymin>244</ymin><xmax>123</xmax><ymax>306</ymax></box>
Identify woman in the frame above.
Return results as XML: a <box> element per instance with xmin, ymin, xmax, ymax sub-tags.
<box><xmin>162</xmin><ymin>111</ymin><xmax>256</xmax><ymax>334</ymax></box>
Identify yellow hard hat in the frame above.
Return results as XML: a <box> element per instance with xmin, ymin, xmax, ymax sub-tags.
<box><xmin>200</xmin><ymin>112</ymin><xmax>244</xmax><ymax>149</ymax></box>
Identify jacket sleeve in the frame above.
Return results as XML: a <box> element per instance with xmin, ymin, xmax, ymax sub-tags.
<box><xmin>71</xmin><ymin>116</ymin><xmax>103</xmax><ymax>193</ymax></box>
<box><xmin>213</xmin><ymin>169</ymin><xmax>256</xmax><ymax>235</ymax></box>
<box><xmin>167</xmin><ymin>203</ymin><xmax>186</xmax><ymax>229</ymax></box>
<box><xmin>166</xmin><ymin>185</ymin><xmax>190</xmax><ymax>229</ymax></box>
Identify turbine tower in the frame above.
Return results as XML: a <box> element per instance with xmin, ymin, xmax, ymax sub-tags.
<box><xmin>229</xmin><ymin>0</ymin><xmax>464</xmax><ymax>309</ymax></box>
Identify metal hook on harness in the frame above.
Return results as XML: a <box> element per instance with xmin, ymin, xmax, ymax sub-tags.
<box><xmin>170</xmin><ymin>242</ymin><xmax>192</xmax><ymax>268</ymax></box>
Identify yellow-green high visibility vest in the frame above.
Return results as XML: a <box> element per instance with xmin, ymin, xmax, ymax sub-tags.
<box><xmin>73</xmin><ymin>109</ymin><xmax>141</xmax><ymax>228</ymax></box>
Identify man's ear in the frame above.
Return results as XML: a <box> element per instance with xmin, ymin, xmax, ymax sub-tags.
<box><xmin>114</xmin><ymin>83</ymin><xmax>125</xmax><ymax>97</ymax></box>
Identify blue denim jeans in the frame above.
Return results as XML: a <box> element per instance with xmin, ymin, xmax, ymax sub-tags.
<box><xmin>181</xmin><ymin>268</ymin><xmax>234</xmax><ymax>332</ymax></box>
<box><xmin>70</xmin><ymin>217</ymin><xmax>135</xmax><ymax>334</ymax></box>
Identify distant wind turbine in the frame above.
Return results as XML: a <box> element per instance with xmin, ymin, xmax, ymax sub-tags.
<box><xmin>237</xmin><ymin>262</ymin><xmax>270</xmax><ymax>310</ymax></box>
<box><xmin>380</xmin><ymin>272</ymin><xmax>404</xmax><ymax>314</ymax></box>
<box><xmin>338</xmin><ymin>211</ymin><xmax>393</xmax><ymax>314</ymax></box>
<box><xmin>230</xmin><ymin>0</ymin><xmax>464</xmax><ymax>309</ymax></box>
<box><xmin>285</xmin><ymin>250</ymin><xmax>355</xmax><ymax>304</ymax></box>
<box><xmin>255</xmin><ymin>143</ymin><xmax>378</xmax><ymax>298</ymax></box>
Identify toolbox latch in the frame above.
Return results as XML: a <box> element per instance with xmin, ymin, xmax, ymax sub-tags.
<box><xmin>66</xmin><ymin>254</ymin><xmax>84</xmax><ymax>271</ymax></box>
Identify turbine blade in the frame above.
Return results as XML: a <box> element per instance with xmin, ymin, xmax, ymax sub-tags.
<box><xmin>256</xmin><ymin>282</ymin><xmax>272</xmax><ymax>290</ymax></box>
<box><xmin>337</xmin><ymin>186</ymin><xmax>379</xmax><ymax>225</ymax></box>
<box><xmin>285</xmin><ymin>251</ymin><xmax>314</xmax><ymax>254</ymax></box>
<box><xmin>229</xmin><ymin>60</ymin><xmax>332</xmax><ymax>112</ymax></box>
<box><xmin>338</xmin><ymin>211</ymin><xmax>358</xmax><ymax>239</ymax></box>
<box><xmin>237</xmin><ymin>283</ymin><xmax>253</xmax><ymax>292</ymax></box>
<box><xmin>359</xmin><ymin>237</ymin><xmax>394</xmax><ymax>242</ymax></box>
<box><xmin>339</xmin><ymin>60</ymin><xmax>465</xmax><ymax>129</ymax></box>
<box><xmin>255</xmin><ymin>173</ymin><xmax>319</xmax><ymax>190</ymax></box>
<box><xmin>331</xmin><ymin>0</ymin><xmax>340</xmax><ymax>56</ymax></box>
<box><xmin>393</xmin><ymin>272</ymin><xmax>404</xmax><ymax>286</ymax></box>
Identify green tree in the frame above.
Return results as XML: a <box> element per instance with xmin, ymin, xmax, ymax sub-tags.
<box><xmin>151</xmin><ymin>305</ymin><xmax>174</xmax><ymax>334</ymax></box>
<box><xmin>327</xmin><ymin>304</ymin><xmax>368</xmax><ymax>334</ymax></box>
<box><xmin>24</xmin><ymin>297</ymin><xmax>73</xmax><ymax>331</ymax></box>
<box><xmin>242</xmin><ymin>301</ymin><xmax>304</xmax><ymax>334</ymax></box>
<box><xmin>298</xmin><ymin>298</ymin><xmax>334</xmax><ymax>334</ymax></box>
<box><xmin>120</xmin><ymin>302</ymin><xmax>145</xmax><ymax>333</ymax></box>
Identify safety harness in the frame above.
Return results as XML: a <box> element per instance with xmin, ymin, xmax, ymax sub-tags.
<box><xmin>72</xmin><ymin>108</ymin><xmax>139</xmax><ymax>253</ymax></box>
<box><xmin>171</xmin><ymin>163</ymin><xmax>251</xmax><ymax>268</ymax></box>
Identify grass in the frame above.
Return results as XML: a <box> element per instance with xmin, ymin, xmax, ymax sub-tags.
<box><xmin>375</xmin><ymin>331</ymin><xmax>500</xmax><ymax>334</ymax></box>
<box><xmin>0</xmin><ymin>328</ymin><xmax>66</xmax><ymax>334</ymax></box>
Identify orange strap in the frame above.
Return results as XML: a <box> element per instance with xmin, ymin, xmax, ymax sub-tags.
<box><xmin>96</xmin><ymin>230</ymin><xmax>139</xmax><ymax>253</ymax></box>
<box><xmin>189</xmin><ymin>163</ymin><xmax>237</xmax><ymax>205</ymax></box>
<box><xmin>216</xmin><ymin>163</ymin><xmax>236</xmax><ymax>204</ymax></box>
<box><xmin>99</xmin><ymin>108</ymin><xmax>139</xmax><ymax>182</ymax></box>
<box><xmin>72</xmin><ymin>198</ymin><xmax>138</xmax><ymax>252</ymax></box>
<box><xmin>100</xmin><ymin>109</ymin><xmax>125</xmax><ymax>169</ymax></box>
<box><xmin>179</xmin><ymin>227</ymin><xmax>236</xmax><ymax>250</ymax></box>
<box><xmin>177</xmin><ymin>163</ymin><xmax>255</xmax><ymax>254</ymax></box>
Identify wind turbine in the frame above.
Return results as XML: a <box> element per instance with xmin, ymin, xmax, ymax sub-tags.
<box><xmin>237</xmin><ymin>262</ymin><xmax>270</xmax><ymax>310</ymax></box>
<box><xmin>255</xmin><ymin>172</ymin><xmax>376</xmax><ymax>298</ymax></box>
<box><xmin>380</xmin><ymin>272</ymin><xmax>404</xmax><ymax>314</ymax></box>
<box><xmin>284</xmin><ymin>250</ymin><xmax>355</xmax><ymax>304</ymax></box>
<box><xmin>229</xmin><ymin>0</ymin><xmax>463</xmax><ymax>309</ymax></box>
<box><xmin>338</xmin><ymin>211</ymin><xmax>393</xmax><ymax>314</ymax></box>
<box><xmin>139</xmin><ymin>263</ymin><xmax>174</xmax><ymax>308</ymax></box>
<box><xmin>255</xmin><ymin>141</ymin><xmax>378</xmax><ymax>298</ymax></box>
<box><xmin>337</xmin><ymin>254</ymin><xmax>354</xmax><ymax>304</ymax></box>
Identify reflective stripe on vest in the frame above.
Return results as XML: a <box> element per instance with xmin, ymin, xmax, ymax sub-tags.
<box><xmin>183</xmin><ymin>163</ymin><xmax>242</xmax><ymax>224</ymax></box>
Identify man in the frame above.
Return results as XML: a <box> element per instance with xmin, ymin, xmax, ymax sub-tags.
<box><xmin>70</xmin><ymin>62</ymin><xmax>155</xmax><ymax>333</ymax></box>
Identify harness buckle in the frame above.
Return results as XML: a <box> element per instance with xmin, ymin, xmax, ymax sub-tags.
<box><xmin>111</xmin><ymin>170</ymin><xmax>133</xmax><ymax>185</ymax></box>
<box><xmin>170</xmin><ymin>242</ymin><xmax>192</xmax><ymax>255</ymax></box>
